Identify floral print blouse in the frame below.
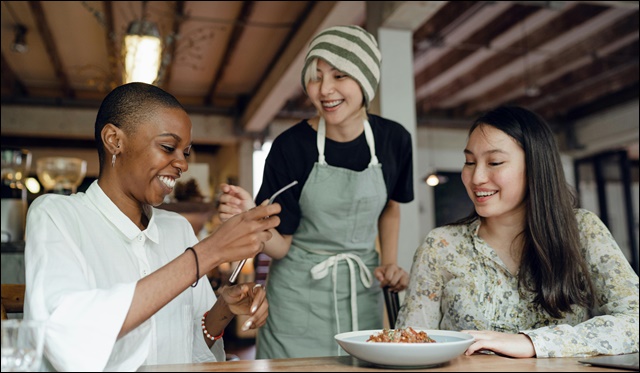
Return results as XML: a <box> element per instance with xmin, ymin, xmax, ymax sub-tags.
<box><xmin>396</xmin><ymin>208</ymin><xmax>639</xmax><ymax>357</ymax></box>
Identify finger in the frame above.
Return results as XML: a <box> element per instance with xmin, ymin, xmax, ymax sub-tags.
<box><xmin>465</xmin><ymin>340</ymin><xmax>490</xmax><ymax>355</ymax></box>
<box><xmin>389</xmin><ymin>270</ymin><xmax>404</xmax><ymax>289</ymax></box>
<box><xmin>259</xmin><ymin>216</ymin><xmax>280</xmax><ymax>233</ymax></box>
<box><xmin>226</xmin><ymin>283</ymin><xmax>249</xmax><ymax>301</ymax></box>
<box><xmin>241</xmin><ymin>318</ymin><xmax>254</xmax><ymax>332</ymax></box>
<box><xmin>250</xmin><ymin>284</ymin><xmax>265</xmax><ymax>314</ymax></box>
<box><xmin>252</xmin><ymin>283</ymin><xmax>263</xmax><ymax>294</ymax></box>
<box><xmin>391</xmin><ymin>269</ymin><xmax>409</xmax><ymax>291</ymax></box>
<box><xmin>251</xmin><ymin>301</ymin><xmax>269</xmax><ymax>328</ymax></box>
<box><xmin>373</xmin><ymin>267</ymin><xmax>384</xmax><ymax>281</ymax></box>
<box><xmin>228</xmin><ymin>185</ymin><xmax>252</xmax><ymax>200</ymax></box>
<box><xmin>245</xmin><ymin>298</ymin><xmax>269</xmax><ymax>329</ymax></box>
<box><xmin>218</xmin><ymin>203</ymin><xmax>242</xmax><ymax>215</ymax></box>
<box><xmin>246</xmin><ymin>203</ymin><xmax>281</xmax><ymax>220</ymax></box>
<box><xmin>219</xmin><ymin>194</ymin><xmax>244</xmax><ymax>208</ymax></box>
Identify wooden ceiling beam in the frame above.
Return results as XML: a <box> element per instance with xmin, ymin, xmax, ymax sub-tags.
<box><xmin>412</xmin><ymin>1</ymin><xmax>477</xmax><ymax>53</ymax></box>
<box><xmin>204</xmin><ymin>1</ymin><xmax>256</xmax><ymax>106</ymax></box>
<box><xmin>531</xmin><ymin>61</ymin><xmax>639</xmax><ymax>119</ymax></box>
<box><xmin>462</xmin><ymin>10</ymin><xmax>639</xmax><ymax>115</ymax></box>
<box><xmin>158</xmin><ymin>1</ymin><xmax>186</xmax><ymax>90</ymax></box>
<box><xmin>421</xmin><ymin>3</ymin><xmax>608</xmax><ymax>111</ymax></box>
<box><xmin>102</xmin><ymin>1</ymin><xmax>120</xmax><ymax>90</ymax></box>
<box><xmin>414</xmin><ymin>4</ymin><xmax>540</xmax><ymax>92</ymax></box>
<box><xmin>28</xmin><ymin>1</ymin><xmax>74</xmax><ymax>98</ymax></box>
<box><xmin>379</xmin><ymin>1</ymin><xmax>447</xmax><ymax>31</ymax></box>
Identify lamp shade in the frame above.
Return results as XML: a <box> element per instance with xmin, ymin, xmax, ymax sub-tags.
<box><xmin>123</xmin><ymin>20</ymin><xmax>162</xmax><ymax>84</ymax></box>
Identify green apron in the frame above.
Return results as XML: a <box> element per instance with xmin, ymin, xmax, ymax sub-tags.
<box><xmin>256</xmin><ymin>118</ymin><xmax>388</xmax><ymax>359</ymax></box>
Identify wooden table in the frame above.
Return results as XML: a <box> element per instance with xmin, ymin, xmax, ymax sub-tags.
<box><xmin>139</xmin><ymin>354</ymin><xmax>630</xmax><ymax>372</ymax></box>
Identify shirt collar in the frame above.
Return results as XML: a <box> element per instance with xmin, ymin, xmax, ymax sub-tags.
<box><xmin>85</xmin><ymin>180</ymin><xmax>159</xmax><ymax>243</ymax></box>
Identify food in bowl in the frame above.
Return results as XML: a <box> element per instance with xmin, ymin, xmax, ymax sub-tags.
<box><xmin>367</xmin><ymin>327</ymin><xmax>436</xmax><ymax>343</ymax></box>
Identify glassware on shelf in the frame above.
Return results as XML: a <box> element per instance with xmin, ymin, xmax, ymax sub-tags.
<box><xmin>1</xmin><ymin>148</ymin><xmax>31</xmax><ymax>243</ymax></box>
<box><xmin>1</xmin><ymin>319</ymin><xmax>46</xmax><ymax>372</ymax></box>
<box><xmin>1</xmin><ymin>148</ymin><xmax>31</xmax><ymax>192</ymax></box>
<box><xmin>36</xmin><ymin>157</ymin><xmax>87</xmax><ymax>195</ymax></box>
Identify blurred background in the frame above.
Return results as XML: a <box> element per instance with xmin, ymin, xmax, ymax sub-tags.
<box><xmin>2</xmin><ymin>1</ymin><xmax>638</xmax><ymax>352</ymax></box>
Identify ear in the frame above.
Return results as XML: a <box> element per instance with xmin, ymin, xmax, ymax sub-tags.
<box><xmin>102</xmin><ymin>123</ymin><xmax>122</xmax><ymax>155</ymax></box>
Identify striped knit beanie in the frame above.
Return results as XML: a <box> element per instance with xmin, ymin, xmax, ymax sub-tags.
<box><xmin>302</xmin><ymin>25</ymin><xmax>382</xmax><ymax>107</ymax></box>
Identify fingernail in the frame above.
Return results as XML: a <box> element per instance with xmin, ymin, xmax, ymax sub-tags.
<box><xmin>242</xmin><ymin>320</ymin><xmax>253</xmax><ymax>331</ymax></box>
<box><xmin>251</xmin><ymin>305</ymin><xmax>257</xmax><ymax>314</ymax></box>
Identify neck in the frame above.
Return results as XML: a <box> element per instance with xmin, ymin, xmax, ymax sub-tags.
<box><xmin>97</xmin><ymin>177</ymin><xmax>147</xmax><ymax>231</ymax></box>
<box><xmin>313</xmin><ymin>110</ymin><xmax>368</xmax><ymax>142</ymax></box>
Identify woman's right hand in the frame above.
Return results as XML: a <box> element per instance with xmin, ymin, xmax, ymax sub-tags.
<box><xmin>198</xmin><ymin>201</ymin><xmax>280</xmax><ymax>266</ymax></box>
<box><xmin>218</xmin><ymin>183</ymin><xmax>256</xmax><ymax>222</ymax></box>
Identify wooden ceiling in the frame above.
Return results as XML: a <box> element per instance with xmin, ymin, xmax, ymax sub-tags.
<box><xmin>1</xmin><ymin>1</ymin><xmax>638</xmax><ymax>140</ymax></box>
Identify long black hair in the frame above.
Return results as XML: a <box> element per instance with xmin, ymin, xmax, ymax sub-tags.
<box><xmin>452</xmin><ymin>106</ymin><xmax>596</xmax><ymax>318</ymax></box>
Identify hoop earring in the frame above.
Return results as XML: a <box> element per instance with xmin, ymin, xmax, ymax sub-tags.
<box><xmin>111</xmin><ymin>153</ymin><xmax>116</xmax><ymax>168</ymax></box>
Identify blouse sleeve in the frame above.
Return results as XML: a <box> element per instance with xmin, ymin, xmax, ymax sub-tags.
<box><xmin>396</xmin><ymin>231</ymin><xmax>443</xmax><ymax>329</ymax></box>
<box><xmin>24</xmin><ymin>197</ymin><xmax>138</xmax><ymax>371</ymax></box>
<box><xmin>522</xmin><ymin>209</ymin><xmax>639</xmax><ymax>357</ymax></box>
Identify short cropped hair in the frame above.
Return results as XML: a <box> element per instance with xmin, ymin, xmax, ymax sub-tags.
<box><xmin>94</xmin><ymin>82</ymin><xmax>185</xmax><ymax>168</ymax></box>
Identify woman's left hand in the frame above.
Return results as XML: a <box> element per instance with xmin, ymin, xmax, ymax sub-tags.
<box><xmin>219</xmin><ymin>282</ymin><xmax>268</xmax><ymax>331</ymax></box>
<box><xmin>374</xmin><ymin>264</ymin><xmax>409</xmax><ymax>292</ymax></box>
<box><xmin>461</xmin><ymin>330</ymin><xmax>536</xmax><ymax>358</ymax></box>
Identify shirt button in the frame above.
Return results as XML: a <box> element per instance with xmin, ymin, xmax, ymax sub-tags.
<box><xmin>138</xmin><ymin>235</ymin><xmax>143</xmax><ymax>241</ymax></box>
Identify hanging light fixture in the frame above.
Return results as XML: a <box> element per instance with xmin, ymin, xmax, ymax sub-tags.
<box><xmin>123</xmin><ymin>19</ymin><xmax>162</xmax><ymax>84</ymax></box>
<box><xmin>11</xmin><ymin>24</ymin><xmax>28</xmax><ymax>54</ymax></box>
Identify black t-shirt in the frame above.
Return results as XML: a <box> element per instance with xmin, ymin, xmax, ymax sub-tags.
<box><xmin>255</xmin><ymin>114</ymin><xmax>414</xmax><ymax>235</ymax></box>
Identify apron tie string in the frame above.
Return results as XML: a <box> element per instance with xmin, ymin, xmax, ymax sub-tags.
<box><xmin>310</xmin><ymin>253</ymin><xmax>373</xmax><ymax>335</ymax></box>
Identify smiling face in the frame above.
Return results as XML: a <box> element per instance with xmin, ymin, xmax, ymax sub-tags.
<box><xmin>305</xmin><ymin>58</ymin><xmax>366</xmax><ymax>128</ymax></box>
<box><xmin>461</xmin><ymin>124</ymin><xmax>527</xmax><ymax>223</ymax></box>
<box><xmin>118</xmin><ymin>107</ymin><xmax>192</xmax><ymax>207</ymax></box>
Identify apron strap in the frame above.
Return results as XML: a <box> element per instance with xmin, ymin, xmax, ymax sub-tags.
<box><xmin>310</xmin><ymin>253</ymin><xmax>373</xmax><ymax>334</ymax></box>
<box><xmin>363</xmin><ymin>120</ymin><xmax>379</xmax><ymax>167</ymax></box>
<box><xmin>317</xmin><ymin>117</ymin><xmax>327</xmax><ymax>165</ymax></box>
<box><xmin>317</xmin><ymin>117</ymin><xmax>378</xmax><ymax>167</ymax></box>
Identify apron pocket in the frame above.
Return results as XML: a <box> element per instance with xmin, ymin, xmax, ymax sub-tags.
<box><xmin>351</xmin><ymin>196</ymin><xmax>379</xmax><ymax>243</ymax></box>
<box><xmin>266</xmin><ymin>260</ymin><xmax>312</xmax><ymax>335</ymax></box>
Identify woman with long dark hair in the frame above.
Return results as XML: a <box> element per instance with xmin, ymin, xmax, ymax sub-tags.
<box><xmin>397</xmin><ymin>106</ymin><xmax>638</xmax><ymax>358</ymax></box>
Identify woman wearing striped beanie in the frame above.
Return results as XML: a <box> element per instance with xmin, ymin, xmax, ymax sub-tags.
<box><xmin>218</xmin><ymin>25</ymin><xmax>415</xmax><ymax>358</ymax></box>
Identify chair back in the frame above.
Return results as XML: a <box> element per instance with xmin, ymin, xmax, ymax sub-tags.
<box><xmin>1</xmin><ymin>284</ymin><xmax>26</xmax><ymax>320</ymax></box>
<box><xmin>383</xmin><ymin>286</ymin><xmax>400</xmax><ymax>329</ymax></box>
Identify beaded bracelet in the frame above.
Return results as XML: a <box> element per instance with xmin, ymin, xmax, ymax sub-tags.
<box><xmin>201</xmin><ymin>311</ymin><xmax>224</xmax><ymax>341</ymax></box>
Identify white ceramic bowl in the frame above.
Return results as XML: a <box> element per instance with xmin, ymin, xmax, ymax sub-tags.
<box><xmin>335</xmin><ymin>329</ymin><xmax>474</xmax><ymax>368</ymax></box>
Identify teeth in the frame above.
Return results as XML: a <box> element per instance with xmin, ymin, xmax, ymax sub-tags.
<box><xmin>476</xmin><ymin>191</ymin><xmax>496</xmax><ymax>197</ymax></box>
<box><xmin>323</xmin><ymin>100</ymin><xmax>343</xmax><ymax>108</ymax></box>
<box><xmin>159</xmin><ymin>176</ymin><xmax>176</xmax><ymax>189</ymax></box>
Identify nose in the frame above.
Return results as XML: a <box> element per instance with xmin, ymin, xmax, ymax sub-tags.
<box><xmin>319</xmin><ymin>77</ymin><xmax>335</xmax><ymax>96</ymax></box>
<box><xmin>471</xmin><ymin>164</ymin><xmax>488</xmax><ymax>185</ymax></box>
<box><xmin>173</xmin><ymin>157</ymin><xmax>188</xmax><ymax>176</ymax></box>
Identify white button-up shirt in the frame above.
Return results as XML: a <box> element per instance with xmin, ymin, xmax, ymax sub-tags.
<box><xmin>24</xmin><ymin>181</ymin><xmax>224</xmax><ymax>371</ymax></box>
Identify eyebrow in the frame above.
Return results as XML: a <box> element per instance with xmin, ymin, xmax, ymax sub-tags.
<box><xmin>463</xmin><ymin>148</ymin><xmax>508</xmax><ymax>156</ymax></box>
<box><xmin>158</xmin><ymin>133</ymin><xmax>193</xmax><ymax>147</ymax></box>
